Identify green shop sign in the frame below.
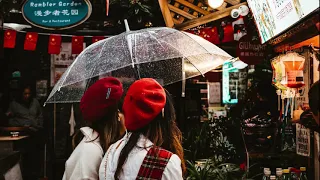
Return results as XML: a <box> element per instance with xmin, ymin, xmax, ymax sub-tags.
<box><xmin>22</xmin><ymin>0</ymin><xmax>92</xmax><ymax>30</ymax></box>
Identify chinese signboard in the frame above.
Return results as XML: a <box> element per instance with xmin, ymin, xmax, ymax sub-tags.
<box><xmin>50</xmin><ymin>43</ymin><xmax>86</xmax><ymax>86</ymax></box>
<box><xmin>296</xmin><ymin>124</ymin><xmax>310</xmax><ymax>157</ymax></box>
<box><xmin>222</xmin><ymin>61</ymin><xmax>238</xmax><ymax>104</ymax></box>
<box><xmin>247</xmin><ymin>0</ymin><xmax>319</xmax><ymax>44</ymax></box>
<box><xmin>222</xmin><ymin>61</ymin><xmax>248</xmax><ymax>104</ymax></box>
<box><xmin>236</xmin><ymin>35</ymin><xmax>267</xmax><ymax>65</ymax></box>
<box><xmin>22</xmin><ymin>0</ymin><xmax>92</xmax><ymax>30</ymax></box>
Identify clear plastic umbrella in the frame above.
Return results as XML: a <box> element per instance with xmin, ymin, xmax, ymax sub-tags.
<box><xmin>46</xmin><ymin>24</ymin><xmax>232</xmax><ymax>103</ymax></box>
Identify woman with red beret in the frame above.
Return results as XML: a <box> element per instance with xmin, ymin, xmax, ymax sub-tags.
<box><xmin>99</xmin><ymin>78</ymin><xmax>185</xmax><ymax>180</ymax></box>
<box><xmin>63</xmin><ymin>77</ymin><xmax>126</xmax><ymax>180</ymax></box>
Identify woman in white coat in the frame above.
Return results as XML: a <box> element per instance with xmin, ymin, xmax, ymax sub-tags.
<box><xmin>62</xmin><ymin>77</ymin><xmax>126</xmax><ymax>180</ymax></box>
<box><xmin>99</xmin><ymin>78</ymin><xmax>185</xmax><ymax>180</ymax></box>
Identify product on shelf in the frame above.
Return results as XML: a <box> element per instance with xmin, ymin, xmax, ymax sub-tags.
<box><xmin>263</xmin><ymin>169</ymin><xmax>271</xmax><ymax>180</ymax></box>
<box><xmin>299</xmin><ymin>167</ymin><xmax>308</xmax><ymax>180</ymax></box>
<box><xmin>282</xmin><ymin>169</ymin><xmax>290</xmax><ymax>180</ymax></box>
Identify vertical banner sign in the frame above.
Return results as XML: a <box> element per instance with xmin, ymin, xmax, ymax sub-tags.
<box><xmin>22</xmin><ymin>0</ymin><xmax>92</xmax><ymax>30</ymax></box>
<box><xmin>296</xmin><ymin>124</ymin><xmax>310</xmax><ymax>157</ymax></box>
<box><xmin>223</xmin><ymin>61</ymin><xmax>239</xmax><ymax>104</ymax></box>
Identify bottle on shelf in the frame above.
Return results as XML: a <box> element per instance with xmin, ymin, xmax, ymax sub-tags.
<box><xmin>276</xmin><ymin>169</ymin><xmax>283</xmax><ymax>180</ymax></box>
<box><xmin>300</xmin><ymin>167</ymin><xmax>308</xmax><ymax>180</ymax></box>
<box><xmin>276</xmin><ymin>168</ymin><xmax>283</xmax><ymax>172</ymax></box>
<box><xmin>263</xmin><ymin>170</ymin><xmax>271</xmax><ymax>180</ymax></box>
<box><xmin>270</xmin><ymin>175</ymin><xmax>276</xmax><ymax>180</ymax></box>
<box><xmin>282</xmin><ymin>169</ymin><xmax>290</xmax><ymax>180</ymax></box>
<box><xmin>289</xmin><ymin>167</ymin><xmax>298</xmax><ymax>180</ymax></box>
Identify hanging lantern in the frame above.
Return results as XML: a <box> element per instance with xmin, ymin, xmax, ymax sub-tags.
<box><xmin>280</xmin><ymin>52</ymin><xmax>305</xmax><ymax>89</ymax></box>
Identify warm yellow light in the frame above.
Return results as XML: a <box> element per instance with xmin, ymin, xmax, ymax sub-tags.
<box><xmin>208</xmin><ymin>0</ymin><xmax>224</xmax><ymax>9</ymax></box>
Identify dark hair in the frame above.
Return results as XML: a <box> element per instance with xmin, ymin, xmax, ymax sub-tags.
<box><xmin>73</xmin><ymin>97</ymin><xmax>125</xmax><ymax>153</ymax></box>
<box><xmin>15</xmin><ymin>84</ymin><xmax>33</xmax><ymax>104</ymax></box>
<box><xmin>309</xmin><ymin>81</ymin><xmax>319</xmax><ymax>116</ymax></box>
<box><xmin>114</xmin><ymin>89</ymin><xmax>185</xmax><ymax>179</ymax></box>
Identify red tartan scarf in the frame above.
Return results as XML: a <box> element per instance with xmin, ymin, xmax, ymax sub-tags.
<box><xmin>136</xmin><ymin>146</ymin><xmax>173</xmax><ymax>180</ymax></box>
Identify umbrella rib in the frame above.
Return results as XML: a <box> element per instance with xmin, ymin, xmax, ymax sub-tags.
<box><xmin>185</xmin><ymin>58</ymin><xmax>205</xmax><ymax>77</ymax></box>
<box><xmin>146</xmin><ymin>30</ymin><xmax>166</xmax><ymax>49</ymax></box>
<box><xmin>161</xmin><ymin>40</ymin><xmax>206</xmax><ymax>76</ymax></box>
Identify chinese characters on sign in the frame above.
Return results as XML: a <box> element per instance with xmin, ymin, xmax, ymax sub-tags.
<box><xmin>296</xmin><ymin>124</ymin><xmax>310</xmax><ymax>157</ymax></box>
<box><xmin>34</xmin><ymin>9</ymin><xmax>79</xmax><ymax>16</ymax></box>
<box><xmin>247</xmin><ymin>0</ymin><xmax>319</xmax><ymax>43</ymax></box>
<box><xmin>236</xmin><ymin>35</ymin><xmax>267</xmax><ymax>65</ymax></box>
<box><xmin>22</xmin><ymin>0</ymin><xmax>92</xmax><ymax>30</ymax></box>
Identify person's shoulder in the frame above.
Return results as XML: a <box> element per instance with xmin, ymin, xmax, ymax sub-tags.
<box><xmin>77</xmin><ymin>140</ymin><xmax>104</xmax><ymax>158</ymax></box>
<box><xmin>168</xmin><ymin>154</ymin><xmax>181</xmax><ymax>166</ymax></box>
<box><xmin>162</xmin><ymin>154</ymin><xmax>183</xmax><ymax>180</ymax></box>
<box><xmin>32</xmin><ymin>98</ymin><xmax>40</xmax><ymax>104</ymax></box>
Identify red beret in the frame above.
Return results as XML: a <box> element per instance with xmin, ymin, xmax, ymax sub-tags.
<box><xmin>123</xmin><ymin>78</ymin><xmax>166</xmax><ymax>131</ymax></box>
<box><xmin>80</xmin><ymin>77</ymin><xmax>123</xmax><ymax>122</ymax></box>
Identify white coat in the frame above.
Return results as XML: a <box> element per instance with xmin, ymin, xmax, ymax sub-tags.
<box><xmin>62</xmin><ymin>127</ymin><xmax>103</xmax><ymax>180</ymax></box>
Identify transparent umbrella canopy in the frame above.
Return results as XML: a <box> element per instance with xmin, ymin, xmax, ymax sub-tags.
<box><xmin>46</xmin><ymin>26</ymin><xmax>232</xmax><ymax>103</ymax></box>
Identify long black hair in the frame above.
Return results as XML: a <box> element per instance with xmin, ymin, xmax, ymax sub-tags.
<box><xmin>114</xmin><ymin>90</ymin><xmax>185</xmax><ymax>179</ymax></box>
<box><xmin>73</xmin><ymin>98</ymin><xmax>125</xmax><ymax>153</ymax></box>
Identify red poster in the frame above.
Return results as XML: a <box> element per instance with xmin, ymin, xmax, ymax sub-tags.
<box><xmin>221</xmin><ymin>24</ymin><xmax>234</xmax><ymax>43</ymax></box>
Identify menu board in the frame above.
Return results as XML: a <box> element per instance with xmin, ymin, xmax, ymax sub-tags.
<box><xmin>247</xmin><ymin>0</ymin><xmax>319</xmax><ymax>43</ymax></box>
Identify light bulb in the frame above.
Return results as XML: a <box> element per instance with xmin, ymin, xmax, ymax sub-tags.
<box><xmin>208</xmin><ymin>0</ymin><xmax>224</xmax><ymax>9</ymax></box>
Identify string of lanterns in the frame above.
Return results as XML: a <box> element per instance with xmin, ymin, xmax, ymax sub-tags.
<box><xmin>2</xmin><ymin>29</ymin><xmax>111</xmax><ymax>54</ymax></box>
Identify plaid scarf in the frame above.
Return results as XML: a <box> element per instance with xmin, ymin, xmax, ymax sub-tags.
<box><xmin>136</xmin><ymin>146</ymin><xmax>173</xmax><ymax>180</ymax></box>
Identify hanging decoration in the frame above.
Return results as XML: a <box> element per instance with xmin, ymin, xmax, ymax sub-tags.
<box><xmin>92</xmin><ymin>36</ymin><xmax>105</xmax><ymax>44</ymax></box>
<box><xmin>2</xmin><ymin>29</ymin><xmax>111</xmax><ymax>53</ymax></box>
<box><xmin>199</xmin><ymin>27</ymin><xmax>220</xmax><ymax>44</ymax></box>
<box><xmin>3</xmin><ymin>29</ymin><xmax>17</xmax><ymax>48</ymax></box>
<box><xmin>24</xmin><ymin>32</ymin><xmax>39</xmax><ymax>51</ymax></box>
<box><xmin>280</xmin><ymin>52</ymin><xmax>305</xmax><ymax>89</ymax></box>
<box><xmin>72</xmin><ymin>36</ymin><xmax>84</xmax><ymax>54</ymax></box>
<box><xmin>220</xmin><ymin>22</ymin><xmax>234</xmax><ymax>43</ymax></box>
<box><xmin>48</xmin><ymin>34</ymin><xmax>62</xmax><ymax>54</ymax></box>
<box><xmin>232</xmin><ymin>16</ymin><xmax>247</xmax><ymax>41</ymax></box>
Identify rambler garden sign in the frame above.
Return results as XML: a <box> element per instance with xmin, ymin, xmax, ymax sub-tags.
<box><xmin>22</xmin><ymin>0</ymin><xmax>92</xmax><ymax>30</ymax></box>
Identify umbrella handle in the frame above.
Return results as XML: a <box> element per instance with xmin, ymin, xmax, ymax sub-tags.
<box><xmin>124</xmin><ymin>19</ymin><xmax>130</xmax><ymax>32</ymax></box>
